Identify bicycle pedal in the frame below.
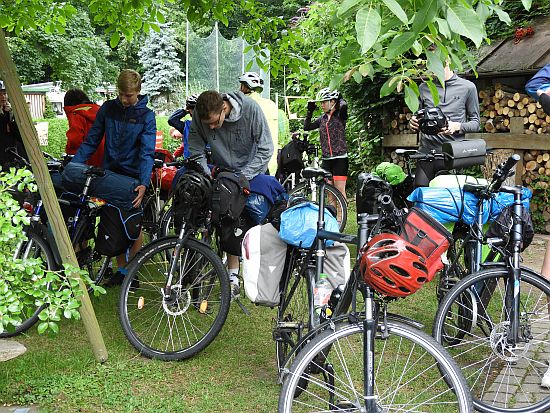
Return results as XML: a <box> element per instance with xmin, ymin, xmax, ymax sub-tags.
<box><xmin>277</xmin><ymin>321</ymin><xmax>301</xmax><ymax>329</ymax></box>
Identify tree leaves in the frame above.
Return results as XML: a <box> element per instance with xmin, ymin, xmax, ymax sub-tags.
<box><xmin>522</xmin><ymin>0</ymin><xmax>532</xmax><ymax>10</ymax></box>
<box><xmin>446</xmin><ymin>3</ymin><xmax>483</xmax><ymax>47</ymax></box>
<box><xmin>386</xmin><ymin>31</ymin><xmax>416</xmax><ymax>59</ymax></box>
<box><xmin>412</xmin><ymin>0</ymin><xmax>439</xmax><ymax>33</ymax></box>
<box><xmin>355</xmin><ymin>6</ymin><xmax>381</xmax><ymax>55</ymax></box>
<box><xmin>381</xmin><ymin>0</ymin><xmax>408</xmax><ymax>24</ymax></box>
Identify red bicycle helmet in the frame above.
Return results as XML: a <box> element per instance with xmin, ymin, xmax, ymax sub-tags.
<box><xmin>360</xmin><ymin>233</ymin><xmax>429</xmax><ymax>298</ymax></box>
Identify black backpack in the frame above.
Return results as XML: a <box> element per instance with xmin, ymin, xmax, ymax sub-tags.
<box><xmin>96</xmin><ymin>205</ymin><xmax>142</xmax><ymax>257</ymax></box>
<box><xmin>211</xmin><ymin>171</ymin><xmax>250</xmax><ymax>225</ymax></box>
<box><xmin>486</xmin><ymin>205</ymin><xmax>534</xmax><ymax>253</ymax></box>
<box><xmin>278</xmin><ymin>139</ymin><xmax>306</xmax><ymax>175</ymax></box>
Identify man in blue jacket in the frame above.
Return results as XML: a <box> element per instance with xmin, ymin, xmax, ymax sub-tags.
<box><xmin>526</xmin><ymin>64</ymin><xmax>550</xmax><ymax>117</ymax></box>
<box><xmin>72</xmin><ymin>69</ymin><xmax>156</xmax><ymax>285</ymax></box>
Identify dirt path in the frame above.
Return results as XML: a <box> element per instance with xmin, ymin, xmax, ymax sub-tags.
<box><xmin>521</xmin><ymin>234</ymin><xmax>549</xmax><ymax>274</ymax></box>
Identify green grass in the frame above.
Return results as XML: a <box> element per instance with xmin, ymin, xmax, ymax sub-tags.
<box><xmin>0</xmin><ymin>200</ymin><xmax>442</xmax><ymax>412</ymax></box>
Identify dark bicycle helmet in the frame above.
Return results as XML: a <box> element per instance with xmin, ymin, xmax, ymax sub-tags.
<box><xmin>173</xmin><ymin>170</ymin><xmax>212</xmax><ymax>228</ymax></box>
<box><xmin>360</xmin><ymin>233</ymin><xmax>429</xmax><ymax>298</ymax></box>
<box><xmin>185</xmin><ymin>93</ymin><xmax>199</xmax><ymax>109</ymax></box>
<box><xmin>238</xmin><ymin>72</ymin><xmax>264</xmax><ymax>91</ymax></box>
<box><xmin>315</xmin><ymin>87</ymin><xmax>339</xmax><ymax>102</ymax></box>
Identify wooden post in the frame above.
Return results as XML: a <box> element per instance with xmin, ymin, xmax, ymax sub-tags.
<box><xmin>0</xmin><ymin>29</ymin><xmax>107</xmax><ymax>363</ymax></box>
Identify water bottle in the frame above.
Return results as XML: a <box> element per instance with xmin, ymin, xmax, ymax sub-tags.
<box><xmin>314</xmin><ymin>273</ymin><xmax>332</xmax><ymax>320</ymax></box>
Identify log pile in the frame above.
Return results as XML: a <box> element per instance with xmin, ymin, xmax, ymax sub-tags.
<box><xmin>480</xmin><ymin>85</ymin><xmax>550</xmax><ymax>135</ymax></box>
<box><xmin>383</xmin><ymin>84</ymin><xmax>550</xmax><ymax>135</ymax></box>
<box><xmin>522</xmin><ymin>150</ymin><xmax>550</xmax><ymax>185</ymax></box>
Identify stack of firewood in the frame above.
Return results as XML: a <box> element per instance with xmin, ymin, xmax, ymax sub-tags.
<box><xmin>480</xmin><ymin>86</ymin><xmax>550</xmax><ymax>134</ymax></box>
<box><xmin>522</xmin><ymin>150</ymin><xmax>550</xmax><ymax>185</ymax></box>
<box><xmin>385</xmin><ymin>107</ymin><xmax>414</xmax><ymax>135</ymax></box>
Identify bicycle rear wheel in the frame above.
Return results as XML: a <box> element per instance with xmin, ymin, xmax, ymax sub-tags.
<box><xmin>433</xmin><ymin>267</ymin><xmax>550</xmax><ymax>413</ymax></box>
<box><xmin>118</xmin><ymin>236</ymin><xmax>230</xmax><ymax>360</ymax></box>
<box><xmin>289</xmin><ymin>182</ymin><xmax>347</xmax><ymax>232</ymax></box>
<box><xmin>0</xmin><ymin>229</ymin><xmax>57</xmax><ymax>338</ymax></box>
<box><xmin>279</xmin><ymin>319</ymin><xmax>473</xmax><ymax>412</ymax></box>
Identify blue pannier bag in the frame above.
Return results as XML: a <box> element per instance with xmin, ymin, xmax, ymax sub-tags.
<box><xmin>279</xmin><ymin>202</ymin><xmax>340</xmax><ymax>248</ymax></box>
<box><xmin>408</xmin><ymin>186</ymin><xmax>532</xmax><ymax>225</ymax></box>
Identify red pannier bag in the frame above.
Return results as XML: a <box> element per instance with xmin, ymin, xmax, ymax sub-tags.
<box><xmin>151</xmin><ymin>149</ymin><xmax>176</xmax><ymax>192</ymax></box>
<box><xmin>399</xmin><ymin>207</ymin><xmax>452</xmax><ymax>281</ymax></box>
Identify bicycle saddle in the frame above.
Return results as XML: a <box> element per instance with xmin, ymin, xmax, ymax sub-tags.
<box><xmin>84</xmin><ymin>166</ymin><xmax>106</xmax><ymax>178</ymax></box>
<box><xmin>301</xmin><ymin>167</ymin><xmax>332</xmax><ymax>180</ymax></box>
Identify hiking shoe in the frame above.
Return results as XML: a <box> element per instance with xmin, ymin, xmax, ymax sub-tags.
<box><xmin>229</xmin><ymin>274</ymin><xmax>240</xmax><ymax>300</ymax></box>
<box><xmin>541</xmin><ymin>365</ymin><xmax>550</xmax><ymax>388</ymax></box>
<box><xmin>103</xmin><ymin>270</ymin><xmax>125</xmax><ymax>287</ymax></box>
<box><xmin>130</xmin><ymin>275</ymin><xmax>140</xmax><ymax>291</ymax></box>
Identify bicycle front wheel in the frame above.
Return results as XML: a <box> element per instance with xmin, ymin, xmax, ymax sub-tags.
<box><xmin>0</xmin><ymin>229</ymin><xmax>57</xmax><ymax>338</ymax></box>
<box><xmin>275</xmin><ymin>251</ymin><xmax>313</xmax><ymax>381</ymax></box>
<box><xmin>289</xmin><ymin>182</ymin><xmax>347</xmax><ymax>232</ymax></box>
<box><xmin>433</xmin><ymin>267</ymin><xmax>550</xmax><ymax>413</ymax></box>
<box><xmin>118</xmin><ymin>236</ymin><xmax>231</xmax><ymax>361</ymax></box>
<box><xmin>279</xmin><ymin>320</ymin><xmax>473</xmax><ymax>412</ymax></box>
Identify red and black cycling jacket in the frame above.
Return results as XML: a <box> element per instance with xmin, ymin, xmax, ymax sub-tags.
<box><xmin>304</xmin><ymin>99</ymin><xmax>348</xmax><ymax>158</ymax></box>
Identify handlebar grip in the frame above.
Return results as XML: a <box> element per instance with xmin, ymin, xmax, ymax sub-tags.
<box><xmin>503</xmin><ymin>154</ymin><xmax>521</xmax><ymax>172</ymax></box>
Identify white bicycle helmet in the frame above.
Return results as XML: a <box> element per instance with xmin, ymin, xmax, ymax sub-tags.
<box><xmin>239</xmin><ymin>72</ymin><xmax>264</xmax><ymax>91</ymax></box>
<box><xmin>185</xmin><ymin>93</ymin><xmax>199</xmax><ymax>109</ymax></box>
<box><xmin>316</xmin><ymin>87</ymin><xmax>340</xmax><ymax>102</ymax></box>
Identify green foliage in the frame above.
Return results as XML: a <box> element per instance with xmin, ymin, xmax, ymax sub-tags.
<box><xmin>0</xmin><ymin>168</ymin><xmax>98</xmax><ymax>335</ymax></box>
<box><xmin>485</xmin><ymin>0</ymin><xmax>550</xmax><ymax>39</ymax></box>
<box><xmin>42</xmin><ymin>97</ymin><xmax>57</xmax><ymax>119</ymax></box>
<box><xmin>531</xmin><ymin>176</ymin><xmax>550</xmax><ymax>233</ymax></box>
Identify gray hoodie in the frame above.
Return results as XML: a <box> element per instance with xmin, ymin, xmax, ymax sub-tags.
<box><xmin>418</xmin><ymin>74</ymin><xmax>480</xmax><ymax>153</ymax></box>
<box><xmin>187</xmin><ymin>91</ymin><xmax>273</xmax><ymax>180</ymax></box>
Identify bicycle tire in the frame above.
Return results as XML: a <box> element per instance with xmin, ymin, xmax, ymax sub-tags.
<box><xmin>279</xmin><ymin>319</ymin><xmax>473</xmax><ymax>412</ymax></box>
<box><xmin>433</xmin><ymin>267</ymin><xmax>550</xmax><ymax>413</ymax></box>
<box><xmin>0</xmin><ymin>229</ymin><xmax>57</xmax><ymax>338</ymax></box>
<box><xmin>118</xmin><ymin>236</ymin><xmax>230</xmax><ymax>361</ymax></box>
<box><xmin>289</xmin><ymin>182</ymin><xmax>347</xmax><ymax>232</ymax></box>
<box><xmin>159</xmin><ymin>204</ymin><xmax>175</xmax><ymax>237</ymax></box>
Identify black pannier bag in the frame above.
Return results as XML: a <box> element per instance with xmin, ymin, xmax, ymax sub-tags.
<box><xmin>278</xmin><ymin>139</ymin><xmax>306</xmax><ymax>175</ymax></box>
<box><xmin>211</xmin><ymin>171</ymin><xmax>250</xmax><ymax>224</ymax></box>
<box><xmin>217</xmin><ymin>211</ymin><xmax>255</xmax><ymax>256</ymax></box>
<box><xmin>486</xmin><ymin>204</ymin><xmax>534</xmax><ymax>252</ymax></box>
<box><xmin>356</xmin><ymin>173</ymin><xmax>393</xmax><ymax>214</ymax></box>
<box><xmin>96</xmin><ymin>205</ymin><xmax>142</xmax><ymax>257</ymax></box>
<box><xmin>211</xmin><ymin>171</ymin><xmax>250</xmax><ymax>256</ymax></box>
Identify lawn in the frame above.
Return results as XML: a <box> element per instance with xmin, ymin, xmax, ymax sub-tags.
<box><xmin>0</xmin><ymin>204</ymin><xmax>442</xmax><ymax>413</ymax></box>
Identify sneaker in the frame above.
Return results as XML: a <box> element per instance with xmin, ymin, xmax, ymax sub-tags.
<box><xmin>541</xmin><ymin>365</ymin><xmax>550</xmax><ymax>388</ymax></box>
<box><xmin>229</xmin><ymin>274</ymin><xmax>240</xmax><ymax>300</ymax></box>
<box><xmin>103</xmin><ymin>270</ymin><xmax>125</xmax><ymax>287</ymax></box>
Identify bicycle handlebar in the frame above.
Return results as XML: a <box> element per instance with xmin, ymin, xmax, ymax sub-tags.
<box><xmin>488</xmin><ymin>154</ymin><xmax>520</xmax><ymax>193</ymax></box>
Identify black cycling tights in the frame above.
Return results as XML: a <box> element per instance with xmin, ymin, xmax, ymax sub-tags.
<box><xmin>414</xmin><ymin>159</ymin><xmax>446</xmax><ymax>187</ymax></box>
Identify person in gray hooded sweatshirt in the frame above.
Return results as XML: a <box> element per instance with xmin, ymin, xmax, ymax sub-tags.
<box><xmin>187</xmin><ymin>90</ymin><xmax>273</xmax><ymax>298</ymax></box>
<box><xmin>409</xmin><ymin>62</ymin><xmax>480</xmax><ymax>187</ymax></box>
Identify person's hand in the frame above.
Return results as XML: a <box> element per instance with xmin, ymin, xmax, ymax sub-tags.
<box><xmin>409</xmin><ymin>115</ymin><xmax>419</xmax><ymax>132</ymax></box>
<box><xmin>3</xmin><ymin>101</ymin><xmax>11</xmax><ymax>112</ymax></box>
<box><xmin>441</xmin><ymin>120</ymin><xmax>461</xmax><ymax>135</ymax></box>
<box><xmin>537</xmin><ymin>89</ymin><xmax>550</xmax><ymax>97</ymax></box>
<box><xmin>132</xmin><ymin>185</ymin><xmax>146</xmax><ymax>208</ymax></box>
<box><xmin>307</xmin><ymin>101</ymin><xmax>317</xmax><ymax>112</ymax></box>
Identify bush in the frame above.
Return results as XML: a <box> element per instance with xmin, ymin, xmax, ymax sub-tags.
<box><xmin>39</xmin><ymin>116</ymin><xmax>178</xmax><ymax>157</ymax></box>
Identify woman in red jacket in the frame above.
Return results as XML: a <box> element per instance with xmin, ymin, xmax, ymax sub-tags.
<box><xmin>63</xmin><ymin>89</ymin><xmax>104</xmax><ymax>166</ymax></box>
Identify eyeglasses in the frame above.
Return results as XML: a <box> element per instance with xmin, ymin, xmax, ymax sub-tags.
<box><xmin>202</xmin><ymin>109</ymin><xmax>224</xmax><ymax>128</ymax></box>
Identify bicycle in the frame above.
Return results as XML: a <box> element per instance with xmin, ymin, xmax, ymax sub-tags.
<box><xmin>118</xmin><ymin>159</ymin><xmax>231</xmax><ymax>361</ymax></box>
<box><xmin>432</xmin><ymin>154</ymin><xmax>550</xmax><ymax>413</ymax></box>
<box><xmin>278</xmin><ymin>132</ymin><xmax>347</xmax><ymax>232</ymax></box>
<box><xmin>0</xmin><ymin>161</ymin><xmax>112</xmax><ymax>338</ymax></box>
<box><xmin>276</xmin><ymin>167</ymin><xmax>473</xmax><ymax>412</ymax></box>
